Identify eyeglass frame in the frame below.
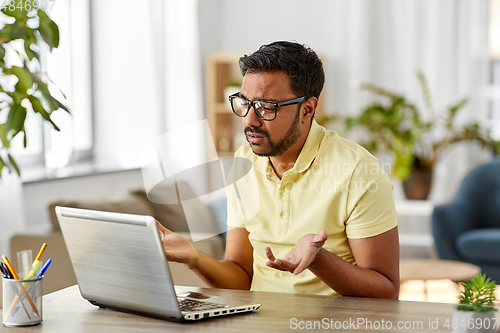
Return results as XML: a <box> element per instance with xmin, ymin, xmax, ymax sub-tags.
<box><xmin>228</xmin><ymin>92</ymin><xmax>307</xmax><ymax>121</ymax></box>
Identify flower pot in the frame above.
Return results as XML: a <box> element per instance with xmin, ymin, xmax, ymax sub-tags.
<box><xmin>402</xmin><ymin>168</ymin><xmax>433</xmax><ymax>200</ymax></box>
<box><xmin>452</xmin><ymin>310</ymin><xmax>498</xmax><ymax>333</ymax></box>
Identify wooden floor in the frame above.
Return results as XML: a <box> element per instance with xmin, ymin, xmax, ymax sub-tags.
<box><xmin>400</xmin><ymin>279</ymin><xmax>500</xmax><ymax>305</ymax></box>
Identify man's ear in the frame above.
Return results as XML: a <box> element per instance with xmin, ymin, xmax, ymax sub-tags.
<box><xmin>302</xmin><ymin>97</ymin><xmax>318</xmax><ymax>123</ymax></box>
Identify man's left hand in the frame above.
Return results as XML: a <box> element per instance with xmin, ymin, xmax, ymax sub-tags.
<box><xmin>265</xmin><ymin>230</ymin><xmax>327</xmax><ymax>275</ymax></box>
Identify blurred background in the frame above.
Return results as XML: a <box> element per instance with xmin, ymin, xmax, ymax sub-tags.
<box><xmin>1</xmin><ymin>0</ymin><xmax>500</xmax><ymax>302</ymax></box>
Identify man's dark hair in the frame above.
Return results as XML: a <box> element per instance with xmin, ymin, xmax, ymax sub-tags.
<box><xmin>239</xmin><ymin>41</ymin><xmax>325</xmax><ymax>100</ymax></box>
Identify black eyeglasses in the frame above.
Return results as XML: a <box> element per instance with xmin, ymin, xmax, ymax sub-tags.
<box><xmin>228</xmin><ymin>92</ymin><xmax>306</xmax><ymax>121</ymax></box>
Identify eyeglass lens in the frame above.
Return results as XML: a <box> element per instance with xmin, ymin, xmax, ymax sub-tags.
<box><xmin>231</xmin><ymin>97</ymin><xmax>276</xmax><ymax>120</ymax></box>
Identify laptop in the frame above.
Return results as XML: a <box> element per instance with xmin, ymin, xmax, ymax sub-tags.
<box><xmin>55</xmin><ymin>206</ymin><xmax>261</xmax><ymax>321</ymax></box>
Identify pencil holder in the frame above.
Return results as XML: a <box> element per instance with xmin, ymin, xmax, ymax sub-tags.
<box><xmin>2</xmin><ymin>276</ymin><xmax>43</xmax><ymax>327</ymax></box>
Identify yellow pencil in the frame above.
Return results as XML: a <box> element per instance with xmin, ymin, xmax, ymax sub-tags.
<box><xmin>2</xmin><ymin>255</ymin><xmax>40</xmax><ymax>317</ymax></box>
<box><xmin>34</xmin><ymin>243</ymin><xmax>47</xmax><ymax>262</ymax></box>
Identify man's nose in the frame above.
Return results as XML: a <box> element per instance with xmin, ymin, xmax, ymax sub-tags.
<box><xmin>242</xmin><ymin>105</ymin><xmax>263</xmax><ymax>128</ymax></box>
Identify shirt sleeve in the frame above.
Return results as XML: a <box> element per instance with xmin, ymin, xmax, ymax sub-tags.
<box><xmin>345</xmin><ymin>156</ymin><xmax>398</xmax><ymax>239</ymax></box>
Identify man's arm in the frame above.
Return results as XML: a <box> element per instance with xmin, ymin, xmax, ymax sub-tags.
<box><xmin>157</xmin><ymin>222</ymin><xmax>253</xmax><ymax>290</ymax></box>
<box><xmin>266</xmin><ymin>226</ymin><xmax>400</xmax><ymax>299</ymax></box>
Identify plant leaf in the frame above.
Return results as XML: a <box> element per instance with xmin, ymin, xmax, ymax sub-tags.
<box><xmin>446</xmin><ymin>98</ymin><xmax>468</xmax><ymax>129</ymax></box>
<box><xmin>23</xmin><ymin>32</ymin><xmax>39</xmax><ymax>61</ymax></box>
<box><xmin>8</xmin><ymin>153</ymin><xmax>20</xmax><ymax>176</ymax></box>
<box><xmin>0</xmin><ymin>155</ymin><xmax>5</xmax><ymax>177</ymax></box>
<box><xmin>9</xmin><ymin>66</ymin><xmax>34</xmax><ymax>93</ymax></box>
<box><xmin>0</xmin><ymin>45</ymin><xmax>5</xmax><ymax>66</ymax></box>
<box><xmin>457</xmin><ymin>273</ymin><xmax>497</xmax><ymax>311</ymax></box>
<box><xmin>28</xmin><ymin>95</ymin><xmax>60</xmax><ymax>131</ymax></box>
<box><xmin>20</xmin><ymin>125</ymin><xmax>27</xmax><ymax>148</ymax></box>
<box><xmin>37</xmin><ymin>10</ymin><xmax>59</xmax><ymax>49</ymax></box>
<box><xmin>417</xmin><ymin>70</ymin><xmax>435</xmax><ymax>119</ymax></box>
<box><xmin>0</xmin><ymin>23</ymin><xmax>12</xmax><ymax>41</ymax></box>
<box><xmin>0</xmin><ymin>123</ymin><xmax>10</xmax><ymax>148</ymax></box>
<box><xmin>1</xmin><ymin>4</ymin><xmax>27</xmax><ymax>20</ymax></box>
<box><xmin>33</xmin><ymin>77</ymin><xmax>69</xmax><ymax>113</ymax></box>
<box><xmin>5</xmin><ymin>104</ymin><xmax>27</xmax><ymax>141</ymax></box>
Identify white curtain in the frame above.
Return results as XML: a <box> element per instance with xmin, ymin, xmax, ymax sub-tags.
<box><xmin>149</xmin><ymin>0</ymin><xmax>207</xmax><ymax>196</ymax></box>
<box><xmin>336</xmin><ymin>0</ymin><xmax>492</xmax><ymax>202</ymax></box>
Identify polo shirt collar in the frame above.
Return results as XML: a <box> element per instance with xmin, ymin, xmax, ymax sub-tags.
<box><xmin>253</xmin><ymin>119</ymin><xmax>323</xmax><ymax>175</ymax></box>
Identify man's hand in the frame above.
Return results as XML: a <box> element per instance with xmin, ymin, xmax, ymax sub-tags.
<box><xmin>265</xmin><ymin>230</ymin><xmax>327</xmax><ymax>275</ymax></box>
<box><xmin>156</xmin><ymin>221</ymin><xmax>199</xmax><ymax>267</ymax></box>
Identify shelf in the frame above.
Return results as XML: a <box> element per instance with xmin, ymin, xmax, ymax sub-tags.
<box><xmin>399</xmin><ymin>234</ymin><xmax>434</xmax><ymax>247</ymax></box>
<box><xmin>395</xmin><ymin>200</ymin><xmax>434</xmax><ymax>216</ymax></box>
<box><xmin>214</xmin><ymin>102</ymin><xmax>233</xmax><ymax>114</ymax></box>
<box><xmin>206</xmin><ymin>53</ymin><xmax>243</xmax><ymax>159</ymax></box>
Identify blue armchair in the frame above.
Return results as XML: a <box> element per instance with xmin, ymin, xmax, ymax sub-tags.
<box><xmin>432</xmin><ymin>157</ymin><xmax>500</xmax><ymax>283</ymax></box>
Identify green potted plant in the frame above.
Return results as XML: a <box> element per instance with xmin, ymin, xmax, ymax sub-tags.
<box><xmin>0</xmin><ymin>5</ymin><xmax>68</xmax><ymax>178</ymax></box>
<box><xmin>320</xmin><ymin>72</ymin><xmax>500</xmax><ymax>200</ymax></box>
<box><xmin>452</xmin><ymin>273</ymin><xmax>498</xmax><ymax>333</ymax></box>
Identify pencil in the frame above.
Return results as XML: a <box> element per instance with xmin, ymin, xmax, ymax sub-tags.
<box><xmin>34</xmin><ymin>243</ymin><xmax>47</xmax><ymax>262</ymax></box>
<box><xmin>2</xmin><ymin>255</ymin><xmax>40</xmax><ymax>317</ymax></box>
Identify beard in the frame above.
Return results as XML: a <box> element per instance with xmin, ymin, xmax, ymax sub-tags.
<box><xmin>244</xmin><ymin>107</ymin><xmax>301</xmax><ymax>157</ymax></box>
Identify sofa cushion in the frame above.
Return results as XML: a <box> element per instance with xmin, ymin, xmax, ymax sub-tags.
<box><xmin>456</xmin><ymin>229</ymin><xmax>500</xmax><ymax>263</ymax></box>
<box><xmin>132</xmin><ymin>181</ymin><xmax>221</xmax><ymax>235</ymax></box>
<box><xmin>131</xmin><ymin>190</ymin><xmax>192</xmax><ymax>232</ymax></box>
<box><xmin>49</xmin><ymin>182</ymin><xmax>221</xmax><ymax>236</ymax></box>
<box><xmin>48</xmin><ymin>193</ymin><xmax>155</xmax><ymax>230</ymax></box>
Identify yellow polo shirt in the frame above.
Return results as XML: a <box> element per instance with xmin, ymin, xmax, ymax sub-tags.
<box><xmin>226</xmin><ymin>120</ymin><xmax>397</xmax><ymax>295</ymax></box>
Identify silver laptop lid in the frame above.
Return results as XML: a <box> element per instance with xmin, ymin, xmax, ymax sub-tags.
<box><xmin>56</xmin><ymin>206</ymin><xmax>183</xmax><ymax>320</ymax></box>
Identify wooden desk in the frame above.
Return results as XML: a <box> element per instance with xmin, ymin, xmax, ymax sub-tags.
<box><xmin>1</xmin><ymin>285</ymin><xmax>493</xmax><ymax>332</ymax></box>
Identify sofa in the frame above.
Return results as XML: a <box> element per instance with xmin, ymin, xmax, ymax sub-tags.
<box><xmin>9</xmin><ymin>186</ymin><xmax>227</xmax><ymax>297</ymax></box>
<box><xmin>432</xmin><ymin>157</ymin><xmax>500</xmax><ymax>282</ymax></box>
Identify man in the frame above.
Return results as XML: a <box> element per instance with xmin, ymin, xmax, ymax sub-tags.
<box><xmin>157</xmin><ymin>41</ymin><xmax>399</xmax><ymax>299</ymax></box>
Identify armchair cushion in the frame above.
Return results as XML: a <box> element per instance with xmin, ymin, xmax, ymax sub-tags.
<box><xmin>456</xmin><ymin>229</ymin><xmax>500</xmax><ymax>264</ymax></box>
<box><xmin>432</xmin><ymin>199</ymin><xmax>474</xmax><ymax>261</ymax></box>
<box><xmin>432</xmin><ymin>158</ymin><xmax>500</xmax><ymax>281</ymax></box>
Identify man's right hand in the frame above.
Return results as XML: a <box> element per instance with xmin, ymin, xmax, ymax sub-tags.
<box><xmin>156</xmin><ymin>221</ymin><xmax>199</xmax><ymax>267</ymax></box>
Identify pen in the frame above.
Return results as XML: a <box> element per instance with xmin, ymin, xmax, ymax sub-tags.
<box><xmin>36</xmin><ymin>258</ymin><xmax>52</xmax><ymax>278</ymax></box>
<box><xmin>34</xmin><ymin>243</ymin><xmax>47</xmax><ymax>262</ymax></box>
<box><xmin>0</xmin><ymin>262</ymin><xmax>10</xmax><ymax>278</ymax></box>
<box><xmin>11</xmin><ymin>259</ymin><xmax>52</xmax><ymax>317</ymax></box>
<box><xmin>23</xmin><ymin>259</ymin><xmax>42</xmax><ymax>282</ymax></box>
<box><xmin>24</xmin><ymin>242</ymin><xmax>47</xmax><ymax>280</ymax></box>
<box><xmin>1</xmin><ymin>262</ymin><xmax>14</xmax><ymax>279</ymax></box>
<box><xmin>1</xmin><ymin>262</ymin><xmax>32</xmax><ymax>319</ymax></box>
<box><xmin>2</xmin><ymin>255</ymin><xmax>40</xmax><ymax>317</ymax></box>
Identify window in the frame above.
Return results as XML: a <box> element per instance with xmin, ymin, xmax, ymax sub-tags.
<box><xmin>5</xmin><ymin>0</ymin><xmax>93</xmax><ymax>172</ymax></box>
<box><xmin>489</xmin><ymin>0</ymin><xmax>500</xmax><ymax>140</ymax></box>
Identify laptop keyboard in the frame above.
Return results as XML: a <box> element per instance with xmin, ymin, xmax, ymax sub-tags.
<box><xmin>179</xmin><ymin>299</ymin><xmax>228</xmax><ymax>311</ymax></box>
<box><xmin>178</xmin><ymin>299</ymin><xmax>228</xmax><ymax>312</ymax></box>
